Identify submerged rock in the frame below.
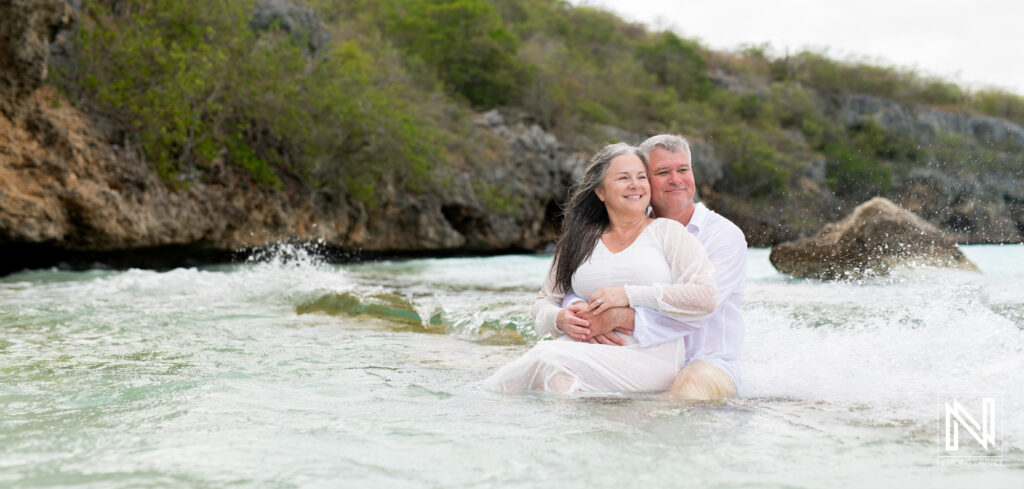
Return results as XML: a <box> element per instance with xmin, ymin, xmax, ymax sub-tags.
<box><xmin>769</xmin><ymin>197</ymin><xmax>979</xmax><ymax>279</ymax></box>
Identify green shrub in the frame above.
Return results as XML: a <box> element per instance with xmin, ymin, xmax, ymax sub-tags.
<box><xmin>473</xmin><ymin>178</ymin><xmax>524</xmax><ymax>217</ymax></box>
<box><xmin>636</xmin><ymin>32</ymin><xmax>711</xmax><ymax>101</ymax></box>
<box><xmin>972</xmin><ymin>89</ymin><xmax>1024</xmax><ymax>126</ymax></box>
<box><xmin>343</xmin><ymin>173</ymin><xmax>380</xmax><ymax>211</ymax></box>
<box><xmin>382</xmin><ymin>0</ymin><xmax>528</xmax><ymax>108</ymax></box>
<box><xmin>712</xmin><ymin>125</ymin><xmax>792</xmax><ymax>197</ymax></box>
<box><xmin>576</xmin><ymin>100</ymin><xmax>615</xmax><ymax>125</ymax></box>
<box><xmin>821</xmin><ymin>141</ymin><xmax>892</xmax><ymax>198</ymax></box>
<box><xmin>919</xmin><ymin>80</ymin><xmax>964</xmax><ymax>106</ymax></box>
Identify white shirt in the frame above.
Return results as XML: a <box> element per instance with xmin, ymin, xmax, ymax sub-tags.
<box><xmin>532</xmin><ymin>218</ymin><xmax>717</xmax><ymax>339</ymax></box>
<box><xmin>563</xmin><ymin>203</ymin><xmax>748</xmax><ymax>389</ymax></box>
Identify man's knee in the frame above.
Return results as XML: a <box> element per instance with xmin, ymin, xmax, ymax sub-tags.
<box><xmin>667</xmin><ymin>360</ymin><xmax>735</xmax><ymax>401</ymax></box>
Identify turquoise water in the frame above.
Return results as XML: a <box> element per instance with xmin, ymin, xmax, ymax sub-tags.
<box><xmin>2</xmin><ymin>245</ymin><xmax>1023</xmax><ymax>487</ymax></box>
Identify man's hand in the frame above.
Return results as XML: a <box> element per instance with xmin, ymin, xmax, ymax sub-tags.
<box><xmin>580</xmin><ymin>306</ymin><xmax>635</xmax><ymax>346</ymax></box>
<box><xmin>556</xmin><ymin>302</ymin><xmax>590</xmax><ymax>341</ymax></box>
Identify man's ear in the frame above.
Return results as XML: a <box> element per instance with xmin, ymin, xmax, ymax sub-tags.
<box><xmin>594</xmin><ymin>186</ymin><xmax>605</xmax><ymax>202</ymax></box>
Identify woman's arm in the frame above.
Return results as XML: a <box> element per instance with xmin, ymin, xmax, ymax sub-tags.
<box><xmin>588</xmin><ymin>220</ymin><xmax>717</xmax><ymax>321</ymax></box>
<box><xmin>629</xmin><ymin>219</ymin><xmax>717</xmax><ymax>320</ymax></box>
<box><xmin>530</xmin><ymin>261</ymin><xmax>591</xmax><ymax>340</ymax></box>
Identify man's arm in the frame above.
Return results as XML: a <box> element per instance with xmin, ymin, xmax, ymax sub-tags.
<box><xmin>580</xmin><ymin>307</ymin><xmax>634</xmax><ymax>345</ymax></box>
<box><xmin>562</xmin><ymin>293</ymin><xmax>633</xmax><ymax>345</ymax></box>
<box><xmin>561</xmin><ymin>293</ymin><xmax>585</xmax><ymax>308</ymax></box>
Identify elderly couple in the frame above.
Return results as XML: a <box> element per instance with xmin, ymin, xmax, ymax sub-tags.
<box><xmin>483</xmin><ymin>134</ymin><xmax>747</xmax><ymax>400</ymax></box>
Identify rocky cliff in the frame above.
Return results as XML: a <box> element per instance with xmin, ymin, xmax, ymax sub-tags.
<box><xmin>0</xmin><ymin>0</ymin><xmax>585</xmax><ymax>274</ymax></box>
<box><xmin>1</xmin><ymin>0</ymin><xmax>1022</xmax><ymax>275</ymax></box>
<box><xmin>836</xmin><ymin>94</ymin><xmax>1024</xmax><ymax>244</ymax></box>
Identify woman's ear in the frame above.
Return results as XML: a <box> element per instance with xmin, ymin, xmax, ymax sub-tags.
<box><xmin>594</xmin><ymin>186</ymin><xmax>605</xmax><ymax>202</ymax></box>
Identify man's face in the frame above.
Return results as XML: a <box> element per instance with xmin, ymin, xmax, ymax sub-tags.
<box><xmin>647</xmin><ymin>147</ymin><xmax>696</xmax><ymax>214</ymax></box>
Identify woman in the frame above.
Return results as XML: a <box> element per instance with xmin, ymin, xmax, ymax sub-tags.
<box><xmin>483</xmin><ymin>143</ymin><xmax>717</xmax><ymax>394</ymax></box>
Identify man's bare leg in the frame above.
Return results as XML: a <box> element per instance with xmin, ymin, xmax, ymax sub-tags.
<box><xmin>667</xmin><ymin>359</ymin><xmax>735</xmax><ymax>400</ymax></box>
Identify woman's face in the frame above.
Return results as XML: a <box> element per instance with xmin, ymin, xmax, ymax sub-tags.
<box><xmin>594</xmin><ymin>153</ymin><xmax>650</xmax><ymax>215</ymax></box>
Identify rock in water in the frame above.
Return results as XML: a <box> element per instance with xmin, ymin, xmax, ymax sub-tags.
<box><xmin>769</xmin><ymin>197</ymin><xmax>979</xmax><ymax>279</ymax></box>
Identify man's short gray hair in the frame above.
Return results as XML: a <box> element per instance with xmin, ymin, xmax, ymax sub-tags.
<box><xmin>638</xmin><ymin>134</ymin><xmax>692</xmax><ymax>162</ymax></box>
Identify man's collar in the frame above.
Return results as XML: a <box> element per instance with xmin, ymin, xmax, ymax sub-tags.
<box><xmin>687</xmin><ymin>202</ymin><xmax>709</xmax><ymax>233</ymax></box>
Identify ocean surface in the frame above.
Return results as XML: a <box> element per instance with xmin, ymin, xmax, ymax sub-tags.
<box><xmin>2</xmin><ymin>244</ymin><xmax>1023</xmax><ymax>488</ymax></box>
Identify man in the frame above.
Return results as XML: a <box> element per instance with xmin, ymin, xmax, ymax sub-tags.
<box><xmin>557</xmin><ymin>134</ymin><xmax>747</xmax><ymax>400</ymax></box>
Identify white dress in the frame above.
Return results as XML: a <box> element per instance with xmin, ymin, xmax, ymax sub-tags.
<box><xmin>483</xmin><ymin>218</ymin><xmax>717</xmax><ymax>394</ymax></box>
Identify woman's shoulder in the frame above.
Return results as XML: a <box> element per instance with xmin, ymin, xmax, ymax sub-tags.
<box><xmin>649</xmin><ymin>217</ymin><xmax>688</xmax><ymax>233</ymax></box>
<box><xmin>648</xmin><ymin>217</ymin><xmax>699</xmax><ymax>245</ymax></box>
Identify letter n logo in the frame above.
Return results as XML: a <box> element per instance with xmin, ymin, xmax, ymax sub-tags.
<box><xmin>945</xmin><ymin>398</ymin><xmax>996</xmax><ymax>451</ymax></box>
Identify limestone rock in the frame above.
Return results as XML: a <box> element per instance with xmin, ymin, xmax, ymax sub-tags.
<box><xmin>769</xmin><ymin>197</ymin><xmax>979</xmax><ymax>279</ymax></box>
<box><xmin>0</xmin><ymin>0</ymin><xmax>73</xmax><ymax>117</ymax></box>
<box><xmin>895</xmin><ymin>167</ymin><xmax>1022</xmax><ymax>243</ymax></box>
<box><xmin>838</xmin><ymin>94</ymin><xmax>1024</xmax><ymax>148</ymax></box>
<box><xmin>688</xmin><ymin>139</ymin><xmax>723</xmax><ymax>185</ymax></box>
<box><xmin>250</xmin><ymin>0</ymin><xmax>330</xmax><ymax>55</ymax></box>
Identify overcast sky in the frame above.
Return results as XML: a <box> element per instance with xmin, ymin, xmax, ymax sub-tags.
<box><xmin>573</xmin><ymin>0</ymin><xmax>1024</xmax><ymax>95</ymax></box>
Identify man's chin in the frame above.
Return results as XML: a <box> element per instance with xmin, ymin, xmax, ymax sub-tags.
<box><xmin>653</xmin><ymin>196</ymin><xmax>691</xmax><ymax>208</ymax></box>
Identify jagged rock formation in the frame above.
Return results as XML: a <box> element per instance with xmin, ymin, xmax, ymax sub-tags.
<box><xmin>0</xmin><ymin>0</ymin><xmax>73</xmax><ymax>117</ymax></box>
<box><xmin>250</xmin><ymin>0</ymin><xmax>331</xmax><ymax>55</ymax></box>
<box><xmin>896</xmin><ymin>167</ymin><xmax>1024</xmax><ymax>243</ymax></box>
<box><xmin>769</xmin><ymin>197</ymin><xmax>979</xmax><ymax>279</ymax></box>
<box><xmin>837</xmin><ymin>94</ymin><xmax>1024</xmax><ymax>244</ymax></box>
<box><xmin>837</xmin><ymin>94</ymin><xmax>1024</xmax><ymax>147</ymax></box>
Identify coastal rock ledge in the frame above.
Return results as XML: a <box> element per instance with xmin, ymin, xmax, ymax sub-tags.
<box><xmin>769</xmin><ymin>197</ymin><xmax>979</xmax><ymax>280</ymax></box>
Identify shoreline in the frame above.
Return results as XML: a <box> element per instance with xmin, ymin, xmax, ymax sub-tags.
<box><xmin>5</xmin><ymin>240</ymin><xmax>1022</xmax><ymax>278</ymax></box>
<box><xmin>0</xmin><ymin>243</ymin><xmax>544</xmax><ymax>277</ymax></box>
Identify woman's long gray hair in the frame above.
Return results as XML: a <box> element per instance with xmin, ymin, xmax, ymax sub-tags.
<box><xmin>553</xmin><ymin>143</ymin><xmax>645</xmax><ymax>294</ymax></box>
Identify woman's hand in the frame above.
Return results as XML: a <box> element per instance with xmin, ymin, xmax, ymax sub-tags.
<box><xmin>556</xmin><ymin>302</ymin><xmax>590</xmax><ymax>341</ymax></box>
<box><xmin>586</xmin><ymin>286</ymin><xmax>628</xmax><ymax>316</ymax></box>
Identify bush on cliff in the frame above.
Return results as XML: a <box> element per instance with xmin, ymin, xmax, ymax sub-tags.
<box><xmin>56</xmin><ymin>0</ymin><xmax>445</xmax><ymax>199</ymax></box>
<box><xmin>52</xmin><ymin>0</ymin><xmax>1024</xmax><ymax>222</ymax></box>
<box><xmin>381</xmin><ymin>0</ymin><xmax>528</xmax><ymax>108</ymax></box>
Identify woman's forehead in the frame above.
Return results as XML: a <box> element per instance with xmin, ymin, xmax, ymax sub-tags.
<box><xmin>607</xmin><ymin>154</ymin><xmax>644</xmax><ymax>171</ymax></box>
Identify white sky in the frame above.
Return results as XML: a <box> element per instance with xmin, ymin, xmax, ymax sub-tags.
<box><xmin>573</xmin><ymin>0</ymin><xmax>1024</xmax><ymax>95</ymax></box>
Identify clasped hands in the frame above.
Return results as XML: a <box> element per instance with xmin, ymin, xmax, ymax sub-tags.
<box><xmin>555</xmin><ymin>286</ymin><xmax>635</xmax><ymax>345</ymax></box>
